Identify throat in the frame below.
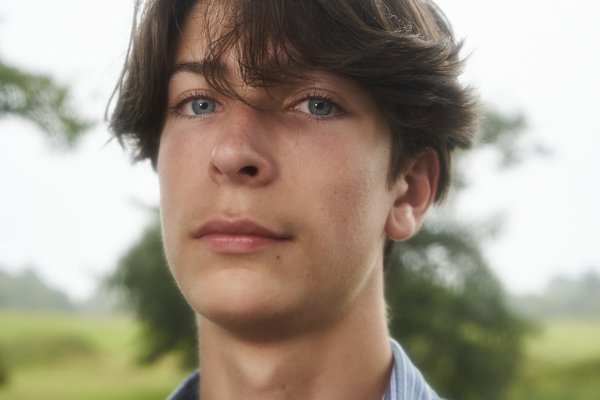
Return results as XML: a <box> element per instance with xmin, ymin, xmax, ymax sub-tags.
<box><xmin>198</xmin><ymin>310</ymin><xmax>392</xmax><ymax>400</ymax></box>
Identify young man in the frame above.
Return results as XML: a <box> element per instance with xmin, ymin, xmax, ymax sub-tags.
<box><xmin>110</xmin><ymin>0</ymin><xmax>478</xmax><ymax>399</ymax></box>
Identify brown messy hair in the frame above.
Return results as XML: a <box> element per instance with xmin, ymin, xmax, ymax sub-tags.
<box><xmin>109</xmin><ymin>0</ymin><xmax>478</xmax><ymax>202</ymax></box>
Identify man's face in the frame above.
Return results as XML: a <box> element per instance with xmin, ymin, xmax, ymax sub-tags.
<box><xmin>157</xmin><ymin>5</ymin><xmax>399</xmax><ymax>338</ymax></box>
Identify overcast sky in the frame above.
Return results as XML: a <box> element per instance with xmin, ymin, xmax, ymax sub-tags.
<box><xmin>1</xmin><ymin>0</ymin><xmax>599</xmax><ymax>300</ymax></box>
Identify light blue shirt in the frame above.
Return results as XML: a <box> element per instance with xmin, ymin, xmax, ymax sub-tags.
<box><xmin>383</xmin><ymin>339</ymin><xmax>441</xmax><ymax>400</ymax></box>
<box><xmin>167</xmin><ymin>338</ymin><xmax>441</xmax><ymax>400</ymax></box>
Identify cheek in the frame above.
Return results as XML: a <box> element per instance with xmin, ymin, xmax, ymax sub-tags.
<box><xmin>156</xmin><ymin>153</ymin><xmax>182</xmax><ymax>283</ymax></box>
<box><xmin>327</xmin><ymin>172</ymin><xmax>385</xmax><ymax>243</ymax></box>
<box><xmin>291</xmin><ymin>155</ymin><xmax>391</xmax><ymax>309</ymax></box>
<box><xmin>156</xmin><ymin>134</ymin><xmax>198</xmax><ymax>273</ymax></box>
<box><xmin>156</xmin><ymin>129</ymin><xmax>209</xmax><ymax>220</ymax></box>
<box><xmin>157</xmin><ymin>142</ymin><xmax>182</xmax><ymax>241</ymax></box>
<box><xmin>304</xmin><ymin>142</ymin><xmax>392</xmax><ymax>253</ymax></box>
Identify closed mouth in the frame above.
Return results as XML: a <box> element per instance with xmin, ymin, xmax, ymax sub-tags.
<box><xmin>191</xmin><ymin>219</ymin><xmax>292</xmax><ymax>241</ymax></box>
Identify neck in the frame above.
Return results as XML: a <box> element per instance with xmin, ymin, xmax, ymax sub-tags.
<box><xmin>197</xmin><ymin>271</ymin><xmax>392</xmax><ymax>400</ymax></box>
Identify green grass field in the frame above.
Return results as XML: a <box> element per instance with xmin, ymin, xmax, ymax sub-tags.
<box><xmin>506</xmin><ymin>318</ymin><xmax>600</xmax><ymax>400</ymax></box>
<box><xmin>0</xmin><ymin>311</ymin><xmax>188</xmax><ymax>400</ymax></box>
<box><xmin>1</xmin><ymin>312</ymin><xmax>599</xmax><ymax>399</ymax></box>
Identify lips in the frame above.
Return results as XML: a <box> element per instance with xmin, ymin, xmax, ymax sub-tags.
<box><xmin>191</xmin><ymin>219</ymin><xmax>291</xmax><ymax>253</ymax></box>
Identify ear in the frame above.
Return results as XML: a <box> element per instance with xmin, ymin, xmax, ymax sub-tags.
<box><xmin>385</xmin><ymin>149</ymin><xmax>440</xmax><ymax>241</ymax></box>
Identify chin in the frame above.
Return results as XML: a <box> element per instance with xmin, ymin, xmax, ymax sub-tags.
<box><xmin>186</xmin><ymin>271</ymin><xmax>306</xmax><ymax>339</ymax></box>
<box><xmin>199</xmin><ymin>301</ymin><xmax>306</xmax><ymax>342</ymax></box>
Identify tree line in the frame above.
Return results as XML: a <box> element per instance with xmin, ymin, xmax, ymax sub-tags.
<box><xmin>510</xmin><ymin>270</ymin><xmax>600</xmax><ymax>319</ymax></box>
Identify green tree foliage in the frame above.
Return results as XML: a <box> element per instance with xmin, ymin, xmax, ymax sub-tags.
<box><xmin>109</xmin><ymin>108</ymin><xmax>535</xmax><ymax>397</ymax></box>
<box><xmin>385</xmin><ymin>224</ymin><xmax>528</xmax><ymax>400</ymax></box>
<box><xmin>0</xmin><ymin>348</ymin><xmax>8</xmax><ymax>387</ymax></box>
<box><xmin>0</xmin><ymin>59</ymin><xmax>90</xmax><ymax>147</ymax></box>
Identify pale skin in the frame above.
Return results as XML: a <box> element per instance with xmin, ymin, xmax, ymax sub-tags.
<box><xmin>157</xmin><ymin>4</ymin><xmax>439</xmax><ymax>400</ymax></box>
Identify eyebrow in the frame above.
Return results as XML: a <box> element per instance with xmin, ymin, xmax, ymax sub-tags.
<box><xmin>169</xmin><ymin>61</ymin><xmax>229</xmax><ymax>79</ymax></box>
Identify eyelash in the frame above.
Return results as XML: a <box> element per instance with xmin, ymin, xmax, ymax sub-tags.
<box><xmin>168</xmin><ymin>90</ymin><xmax>345</xmax><ymax>120</ymax></box>
<box><xmin>170</xmin><ymin>90</ymin><xmax>218</xmax><ymax>120</ymax></box>
<box><xmin>292</xmin><ymin>92</ymin><xmax>344</xmax><ymax>119</ymax></box>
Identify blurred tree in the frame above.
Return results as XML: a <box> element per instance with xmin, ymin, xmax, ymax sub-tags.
<box><xmin>0</xmin><ymin>57</ymin><xmax>89</xmax><ymax>389</ymax></box>
<box><xmin>0</xmin><ymin>58</ymin><xmax>90</xmax><ymax>146</ymax></box>
<box><xmin>109</xmin><ymin>220</ymin><xmax>198</xmax><ymax>368</ymax></box>
<box><xmin>0</xmin><ymin>268</ymin><xmax>75</xmax><ymax>312</ymax></box>
<box><xmin>511</xmin><ymin>269</ymin><xmax>600</xmax><ymax>319</ymax></box>
<box><xmin>110</xmin><ymin>108</ymin><xmax>535</xmax><ymax>397</ymax></box>
<box><xmin>385</xmin><ymin>223</ymin><xmax>528</xmax><ymax>399</ymax></box>
<box><xmin>0</xmin><ymin>351</ymin><xmax>7</xmax><ymax>386</ymax></box>
<box><xmin>384</xmin><ymin>108</ymin><xmax>536</xmax><ymax>399</ymax></box>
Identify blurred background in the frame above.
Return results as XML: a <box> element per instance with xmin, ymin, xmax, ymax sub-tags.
<box><xmin>0</xmin><ymin>0</ymin><xmax>599</xmax><ymax>399</ymax></box>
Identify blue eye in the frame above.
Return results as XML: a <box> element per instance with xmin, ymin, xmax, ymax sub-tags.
<box><xmin>308</xmin><ymin>98</ymin><xmax>333</xmax><ymax>116</ymax></box>
<box><xmin>190</xmin><ymin>98</ymin><xmax>216</xmax><ymax>115</ymax></box>
<box><xmin>295</xmin><ymin>96</ymin><xmax>340</xmax><ymax>117</ymax></box>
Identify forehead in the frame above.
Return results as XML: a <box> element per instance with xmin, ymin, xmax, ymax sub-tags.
<box><xmin>171</xmin><ymin>0</ymin><xmax>338</xmax><ymax>90</ymax></box>
<box><xmin>175</xmin><ymin>1</ymin><xmax>227</xmax><ymax>57</ymax></box>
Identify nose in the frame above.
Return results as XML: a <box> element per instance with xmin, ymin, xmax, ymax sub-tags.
<box><xmin>209</xmin><ymin>108</ymin><xmax>276</xmax><ymax>187</ymax></box>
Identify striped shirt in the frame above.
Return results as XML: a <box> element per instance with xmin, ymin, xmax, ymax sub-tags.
<box><xmin>167</xmin><ymin>338</ymin><xmax>441</xmax><ymax>400</ymax></box>
<box><xmin>383</xmin><ymin>339</ymin><xmax>441</xmax><ymax>400</ymax></box>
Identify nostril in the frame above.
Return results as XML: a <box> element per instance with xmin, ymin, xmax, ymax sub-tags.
<box><xmin>239</xmin><ymin>165</ymin><xmax>258</xmax><ymax>177</ymax></box>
